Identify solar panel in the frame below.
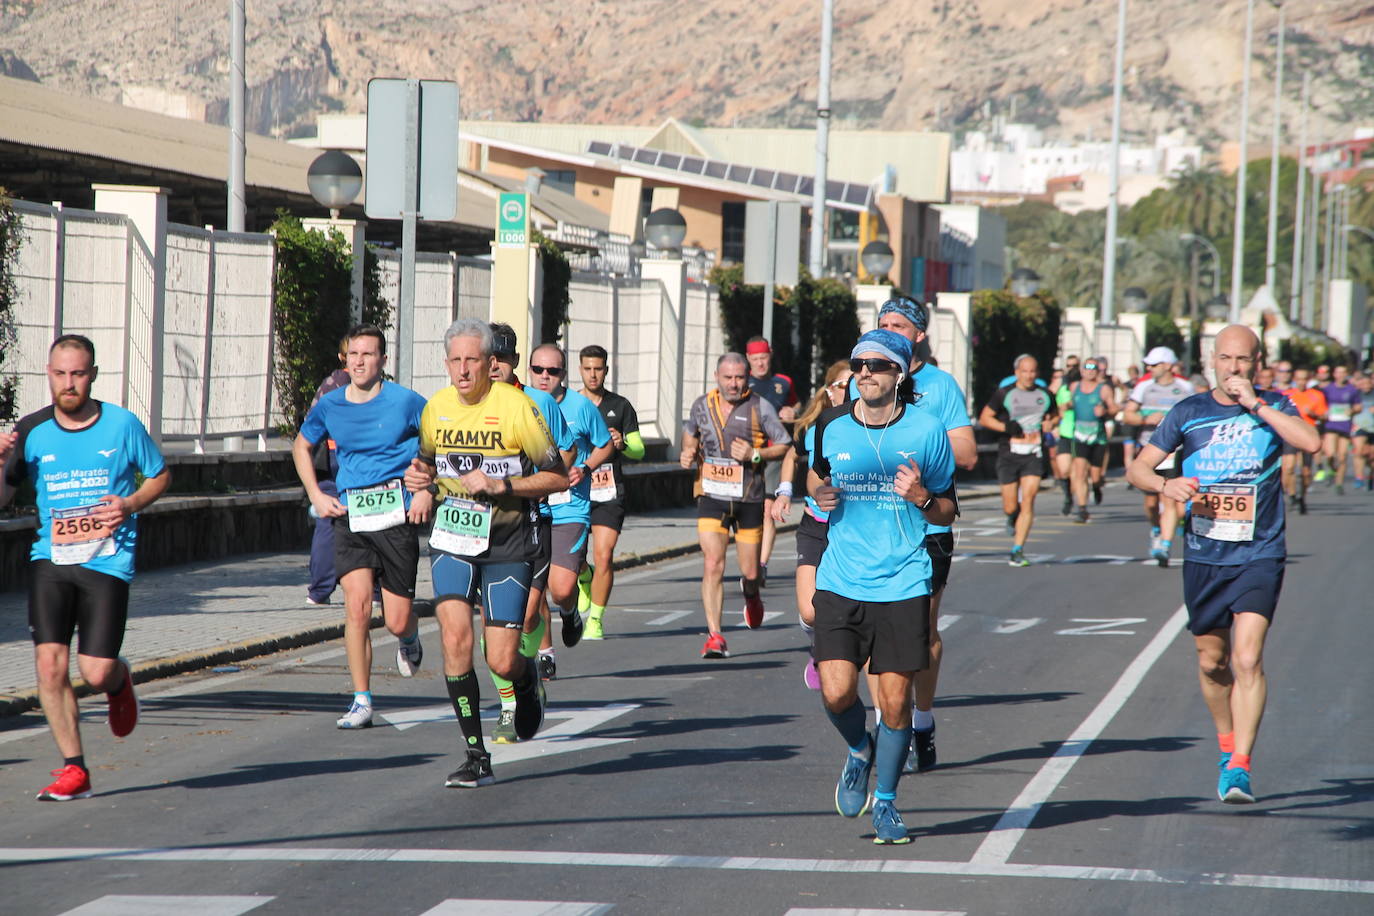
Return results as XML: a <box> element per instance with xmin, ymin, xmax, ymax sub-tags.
<box><xmin>588</xmin><ymin>141</ymin><xmax>612</xmax><ymax>155</ymax></box>
<box><xmin>752</xmin><ymin>169</ymin><xmax>776</xmax><ymax>188</ymax></box>
<box><xmin>705</xmin><ymin>161</ymin><xmax>728</xmax><ymax>179</ymax></box>
<box><xmin>681</xmin><ymin>156</ymin><xmax>705</xmax><ymax>173</ymax></box>
<box><xmin>727</xmin><ymin>164</ymin><xmax>752</xmax><ymax>183</ymax></box>
<box><xmin>634</xmin><ymin>148</ymin><xmax>658</xmax><ymax>165</ymax></box>
<box><xmin>659</xmin><ymin>153</ymin><xmax>682</xmax><ymax>169</ymax></box>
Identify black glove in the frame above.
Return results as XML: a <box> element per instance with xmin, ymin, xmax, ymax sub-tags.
<box><xmin>1004</xmin><ymin>419</ymin><xmax>1025</xmax><ymax>437</ymax></box>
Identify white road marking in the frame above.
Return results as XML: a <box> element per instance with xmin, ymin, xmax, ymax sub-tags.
<box><xmin>57</xmin><ymin>896</ymin><xmax>271</xmax><ymax>916</ymax></box>
<box><xmin>616</xmin><ymin>608</ymin><xmax>693</xmax><ymax>627</ymax></box>
<box><xmin>991</xmin><ymin>618</ymin><xmax>1043</xmax><ymax>634</ymax></box>
<box><xmin>421</xmin><ymin>901</ymin><xmax>612</xmax><ymax>915</ymax></box>
<box><xmin>377</xmin><ymin>704</ymin><xmax>639</xmax><ymax>765</ymax></box>
<box><xmin>788</xmin><ymin>910</ymin><xmax>964</xmax><ymax>916</ymax></box>
<box><xmin>935</xmin><ymin>614</ymin><xmax>961</xmax><ymax>630</ymax></box>
<box><xmin>970</xmin><ymin>604</ymin><xmax>1189</xmax><ymax>866</ymax></box>
<box><xmin>1056</xmin><ymin>618</ymin><xmax>1147</xmax><ymax>636</ymax></box>
<box><xmin>6</xmin><ymin>846</ymin><xmax>1370</xmax><ymax>896</ymax></box>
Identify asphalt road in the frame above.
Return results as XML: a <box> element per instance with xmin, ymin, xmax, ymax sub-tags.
<box><xmin>1</xmin><ymin>482</ymin><xmax>1371</xmax><ymax>915</ymax></box>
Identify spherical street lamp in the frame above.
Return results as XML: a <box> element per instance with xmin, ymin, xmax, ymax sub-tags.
<box><xmin>1010</xmin><ymin>267</ymin><xmax>1042</xmax><ymax>298</ymax></box>
<box><xmin>307</xmin><ymin>150</ymin><xmax>363</xmax><ymax>218</ymax></box>
<box><xmin>644</xmin><ymin>207</ymin><xmax>687</xmax><ymax>253</ymax></box>
<box><xmin>1204</xmin><ymin>295</ymin><xmax>1230</xmax><ymax>321</ymax></box>
<box><xmin>860</xmin><ymin>240</ymin><xmax>895</xmax><ymax>281</ymax></box>
<box><xmin>1122</xmin><ymin>286</ymin><xmax>1149</xmax><ymax>313</ymax></box>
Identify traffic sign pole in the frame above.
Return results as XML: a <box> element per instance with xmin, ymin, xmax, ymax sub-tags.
<box><xmin>398</xmin><ymin>79</ymin><xmax>419</xmax><ymax>389</ymax></box>
<box><xmin>763</xmin><ymin>200</ymin><xmax>777</xmax><ymax>343</ymax></box>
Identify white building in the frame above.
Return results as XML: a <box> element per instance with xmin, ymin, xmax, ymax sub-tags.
<box><xmin>934</xmin><ymin>204</ymin><xmax>1006</xmax><ymax>292</ymax></box>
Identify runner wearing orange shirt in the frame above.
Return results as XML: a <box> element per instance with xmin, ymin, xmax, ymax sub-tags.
<box><xmin>1281</xmin><ymin>368</ymin><xmax>1326</xmax><ymax>514</ymax></box>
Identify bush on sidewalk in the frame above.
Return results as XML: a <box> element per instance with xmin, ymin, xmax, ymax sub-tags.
<box><xmin>270</xmin><ymin>213</ymin><xmax>390</xmax><ymax>432</ymax></box>
<box><xmin>970</xmin><ymin>288</ymin><xmax>1062</xmax><ymax>407</ymax></box>
<box><xmin>0</xmin><ymin>190</ymin><xmax>21</xmax><ymax>423</ymax></box>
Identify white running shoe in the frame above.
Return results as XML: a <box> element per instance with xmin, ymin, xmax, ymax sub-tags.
<box><xmin>336</xmin><ymin>700</ymin><xmax>373</xmax><ymax>729</ymax></box>
<box><xmin>396</xmin><ymin>636</ymin><xmax>423</xmax><ymax>677</ymax></box>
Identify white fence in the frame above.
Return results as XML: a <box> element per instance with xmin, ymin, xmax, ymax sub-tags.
<box><xmin>10</xmin><ymin>201</ymin><xmax>277</xmax><ymax>445</ymax></box>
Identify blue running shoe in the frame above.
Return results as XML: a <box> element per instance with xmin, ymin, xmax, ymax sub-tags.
<box><xmin>1218</xmin><ymin>766</ymin><xmax>1255</xmax><ymax>804</ymax></box>
<box><xmin>1217</xmin><ymin>751</ymin><xmax>1232</xmax><ymax>772</ymax></box>
<box><xmin>871</xmin><ymin>798</ymin><xmax>911</xmax><ymax>845</ymax></box>
<box><xmin>834</xmin><ymin>736</ymin><xmax>874</xmax><ymax>818</ymax></box>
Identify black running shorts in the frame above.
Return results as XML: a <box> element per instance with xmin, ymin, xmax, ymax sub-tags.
<box><xmin>996</xmin><ymin>450</ymin><xmax>1048</xmax><ymax>484</ymax></box>
<box><xmin>28</xmin><ymin>560</ymin><xmax>130</xmax><ymax>658</ymax></box>
<box><xmin>794</xmin><ymin>511</ymin><xmax>830</xmax><ymax>569</ymax></box>
<box><xmin>531</xmin><ymin>515</ymin><xmax>553</xmax><ymax>592</ymax></box>
<box><xmin>332</xmin><ymin>518</ymin><xmax>420</xmax><ymax>600</ymax></box>
<box><xmin>590</xmin><ymin>500</ymin><xmax>627</xmax><ymax>532</ymax></box>
<box><xmin>926</xmin><ymin>531</ymin><xmax>955</xmax><ymax>595</ymax></box>
<box><xmin>812</xmin><ymin>589</ymin><xmax>931</xmax><ymax>675</ymax></box>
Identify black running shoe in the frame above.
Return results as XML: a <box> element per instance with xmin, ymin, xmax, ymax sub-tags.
<box><xmin>911</xmin><ymin>724</ymin><xmax>937</xmax><ymax>772</ymax></box>
<box><xmin>445</xmin><ymin>749</ymin><xmax>494</xmax><ymax>788</ymax></box>
<box><xmin>538</xmin><ymin>653</ymin><xmax>556</xmax><ymax>681</ymax></box>
<box><xmin>560</xmin><ymin>607</ymin><xmax>585</xmax><ymax>648</ymax></box>
<box><xmin>1092</xmin><ymin>482</ymin><xmax>1103</xmax><ymax>505</ymax></box>
<box><xmin>513</xmin><ymin>675</ymin><xmax>546</xmax><ymax>740</ymax></box>
<box><xmin>1061</xmin><ymin>495</ymin><xmax>1072</xmax><ymax>516</ymax></box>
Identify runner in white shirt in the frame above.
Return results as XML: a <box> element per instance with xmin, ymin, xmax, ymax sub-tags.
<box><xmin>1121</xmin><ymin>347</ymin><xmax>1193</xmax><ymax>566</ymax></box>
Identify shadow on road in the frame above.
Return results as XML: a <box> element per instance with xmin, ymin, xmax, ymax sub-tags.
<box><xmin>950</xmin><ymin>735</ymin><xmax>1201</xmax><ymax>769</ymax></box>
<box><xmin>936</xmin><ymin>691</ymin><xmax>1080</xmax><ymax>708</ymax></box>
<box><xmin>98</xmin><ymin>753</ymin><xmax>445</xmax><ymax>796</ymax></box>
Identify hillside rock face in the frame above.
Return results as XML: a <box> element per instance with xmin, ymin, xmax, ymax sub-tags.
<box><xmin>3</xmin><ymin>0</ymin><xmax>1371</xmax><ymax>149</ymax></box>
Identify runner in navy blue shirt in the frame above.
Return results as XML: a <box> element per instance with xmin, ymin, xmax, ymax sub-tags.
<box><xmin>1</xmin><ymin>334</ymin><xmax>170</xmax><ymax>802</ymax></box>
<box><xmin>293</xmin><ymin>325</ymin><xmax>429</xmax><ymax>730</ymax></box>
<box><xmin>1127</xmin><ymin>325</ymin><xmax>1320</xmax><ymax>806</ymax></box>
<box><xmin>809</xmin><ymin>329</ymin><xmax>957</xmax><ymax>845</ymax></box>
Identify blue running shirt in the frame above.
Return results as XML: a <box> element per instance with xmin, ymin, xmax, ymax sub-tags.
<box><xmin>811</xmin><ymin>401</ymin><xmax>956</xmax><ymax>600</ymax></box>
<box><xmin>5</xmin><ymin>402</ymin><xmax>165</xmax><ymax>581</ymax></box>
<box><xmin>1149</xmin><ymin>389</ymin><xmax>1298</xmax><ymax>566</ymax></box>
<box><xmin>516</xmin><ymin>381</ymin><xmax>575</xmax><ymax>520</ymax></box>
<box><xmin>299</xmin><ymin>382</ymin><xmax>426</xmax><ymax>508</ymax></box>
<box><xmin>549</xmin><ymin>387</ymin><xmax>611</xmax><ymax>525</ymax></box>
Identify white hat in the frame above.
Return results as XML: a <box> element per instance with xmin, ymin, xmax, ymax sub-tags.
<box><xmin>1144</xmin><ymin>346</ymin><xmax>1179</xmax><ymax>366</ymax></box>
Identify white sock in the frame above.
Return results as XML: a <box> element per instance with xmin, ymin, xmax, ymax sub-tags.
<box><xmin>912</xmin><ymin>708</ymin><xmax>935</xmax><ymax>731</ymax></box>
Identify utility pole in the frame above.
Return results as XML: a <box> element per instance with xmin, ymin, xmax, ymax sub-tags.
<box><xmin>1289</xmin><ymin>71</ymin><xmax>1308</xmax><ymax>321</ymax></box>
<box><xmin>809</xmin><ymin>0</ymin><xmax>833</xmax><ymax>278</ymax></box>
<box><xmin>1230</xmin><ymin>0</ymin><xmax>1256</xmax><ymax>322</ymax></box>
<box><xmin>228</xmin><ymin>0</ymin><xmax>246</xmax><ymax>232</ymax></box>
<box><xmin>1264</xmin><ymin>1</ymin><xmax>1284</xmax><ymax>294</ymax></box>
<box><xmin>1101</xmin><ymin>0</ymin><xmax>1128</xmax><ymax>325</ymax></box>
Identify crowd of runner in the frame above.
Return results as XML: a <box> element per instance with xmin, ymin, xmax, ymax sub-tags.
<box><xmin>2</xmin><ymin>307</ymin><xmax>1362</xmax><ymax>844</ymax></box>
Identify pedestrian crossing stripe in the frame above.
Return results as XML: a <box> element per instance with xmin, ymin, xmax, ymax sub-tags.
<box><xmin>58</xmin><ymin>897</ymin><xmax>270</xmax><ymax>916</ymax></box>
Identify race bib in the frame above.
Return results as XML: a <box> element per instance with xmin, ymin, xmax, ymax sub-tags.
<box><xmin>590</xmin><ymin>465</ymin><xmax>617</xmax><ymax>503</ymax></box>
<box><xmin>1328</xmin><ymin>404</ymin><xmax>1351</xmax><ymax>423</ymax></box>
<box><xmin>430</xmin><ymin>498</ymin><xmax>492</xmax><ymax>557</ymax></box>
<box><xmin>346</xmin><ymin>479</ymin><xmax>405</xmax><ymax>533</ymax></box>
<box><xmin>50</xmin><ymin>502</ymin><xmax>116</xmax><ymax>566</ymax></box>
<box><xmin>701</xmin><ymin>456</ymin><xmax>744</xmax><ymax>499</ymax></box>
<box><xmin>1190</xmin><ymin>484</ymin><xmax>1256</xmax><ymax>542</ymax></box>
<box><xmin>1010</xmin><ymin>415</ymin><xmax>1043</xmax><ymax>455</ymax></box>
<box><xmin>1009</xmin><ymin>440</ymin><xmax>1042</xmax><ymax>456</ymax></box>
<box><xmin>548</xmin><ymin>488</ymin><xmax>572</xmax><ymax>506</ymax></box>
<box><xmin>1073</xmin><ymin>420</ymin><xmax>1101</xmax><ymax>444</ymax></box>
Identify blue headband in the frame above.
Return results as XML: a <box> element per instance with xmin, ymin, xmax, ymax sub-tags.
<box><xmin>878</xmin><ymin>296</ymin><xmax>928</xmax><ymax>332</ymax></box>
<box><xmin>851</xmin><ymin>328</ymin><xmax>912</xmax><ymax>374</ymax></box>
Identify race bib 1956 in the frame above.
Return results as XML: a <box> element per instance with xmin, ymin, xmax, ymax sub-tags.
<box><xmin>1190</xmin><ymin>483</ymin><xmax>1256</xmax><ymax>542</ymax></box>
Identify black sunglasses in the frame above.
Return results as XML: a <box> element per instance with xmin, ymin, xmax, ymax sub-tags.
<box><xmin>849</xmin><ymin>357</ymin><xmax>901</xmax><ymax>374</ymax></box>
<box><xmin>529</xmin><ymin>364</ymin><xmax>565</xmax><ymax>376</ymax></box>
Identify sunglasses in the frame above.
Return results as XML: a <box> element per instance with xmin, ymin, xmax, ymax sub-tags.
<box><xmin>849</xmin><ymin>357</ymin><xmax>901</xmax><ymax>374</ymax></box>
<box><xmin>529</xmin><ymin>364</ymin><xmax>565</xmax><ymax>376</ymax></box>
<box><xmin>1083</xmin><ymin>362</ymin><xmax>1100</xmax><ymax>370</ymax></box>
<box><xmin>826</xmin><ymin>379</ymin><xmax>849</xmax><ymax>390</ymax></box>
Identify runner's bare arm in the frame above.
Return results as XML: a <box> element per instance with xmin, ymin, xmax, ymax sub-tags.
<box><xmin>893</xmin><ymin>458</ymin><xmax>956</xmax><ymax>526</ymax></box>
<box><xmin>679</xmin><ymin>431</ymin><xmax>700</xmax><ymax>469</ymax></box>
<box><xmin>1126</xmin><ymin>444</ymin><xmax>1198</xmax><ymax>502</ymax></box>
<box><xmin>93</xmin><ymin>467</ymin><xmax>172</xmax><ymax>530</ymax></box>
<box><xmin>291</xmin><ymin>432</ymin><xmax>345</xmax><ymax>517</ymax></box>
<box><xmin>1121</xmin><ymin>399</ymin><xmax>1147</xmax><ymax>426</ymax></box>
<box><xmin>948</xmin><ymin>426</ymin><xmax>978</xmax><ymax>470</ymax></box>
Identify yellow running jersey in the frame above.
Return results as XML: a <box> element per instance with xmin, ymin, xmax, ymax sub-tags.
<box><xmin>420</xmin><ymin>381</ymin><xmax>561</xmax><ymax>563</ymax></box>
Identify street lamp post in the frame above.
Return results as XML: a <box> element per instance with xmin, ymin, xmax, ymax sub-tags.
<box><xmin>1264</xmin><ymin>1</ymin><xmax>1285</xmax><ymax>294</ymax></box>
<box><xmin>1101</xmin><ymin>0</ymin><xmax>1129</xmax><ymax>325</ymax></box>
<box><xmin>307</xmin><ymin>150</ymin><xmax>366</xmax><ymax>323</ymax></box>
<box><xmin>860</xmin><ymin>240</ymin><xmax>894</xmax><ymax>285</ymax></box>
<box><xmin>1180</xmin><ymin>232</ymin><xmax>1222</xmax><ymax>317</ymax></box>
<box><xmin>1230</xmin><ymin>0</ymin><xmax>1256</xmax><ymax>323</ymax></box>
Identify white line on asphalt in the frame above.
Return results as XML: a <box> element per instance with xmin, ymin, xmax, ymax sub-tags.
<box><xmin>4</xmin><ymin>846</ymin><xmax>1370</xmax><ymax>896</ymax></box>
<box><xmin>57</xmin><ymin>895</ymin><xmax>272</xmax><ymax>916</ymax></box>
<box><xmin>969</xmin><ymin>603</ymin><xmax>1189</xmax><ymax>866</ymax></box>
<box><xmin>787</xmin><ymin>910</ymin><xmax>965</xmax><ymax>916</ymax></box>
<box><xmin>420</xmin><ymin>901</ymin><xmax>612</xmax><ymax>916</ymax></box>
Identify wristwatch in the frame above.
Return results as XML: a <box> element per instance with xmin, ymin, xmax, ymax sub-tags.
<box><xmin>502</xmin><ymin>477</ymin><xmax>513</xmax><ymax>496</ymax></box>
<box><xmin>915</xmin><ymin>493</ymin><xmax>935</xmax><ymax>511</ymax></box>
<box><xmin>751</xmin><ymin>447</ymin><xmax>762</xmax><ymax>464</ymax></box>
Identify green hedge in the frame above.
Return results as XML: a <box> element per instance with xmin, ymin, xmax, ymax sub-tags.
<box><xmin>270</xmin><ymin>213</ymin><xmax>390</xmax><ymax>432</ymax></box>
<box><xmin>534</xmin><ymin>229</ymin><xmax>571</xmax><ymax>344</ymax></box>
<box><xmin>0</xmin><ymin>190</ymin><xmax>21</xmax><ymax>423</ymax></box>
<box><xmin>970</xmin><ymin>289</ymin><xmax>1062</xmax><ymax>407</ymax></box>
<box><xmin>1279</xmin><ymin>336</ymin><xmax>1353</xmax><ymax>371</ymax></box>
<box><xmin>711</xmin><ymin>263</ymin><xmax>859</xmax><ymax>396</ymax></box>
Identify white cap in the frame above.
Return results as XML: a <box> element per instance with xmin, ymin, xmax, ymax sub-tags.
<box><xmin>1144</xmin><ymin>346</ymin><xmax>1179</xmax><ymax>366</ymax></box>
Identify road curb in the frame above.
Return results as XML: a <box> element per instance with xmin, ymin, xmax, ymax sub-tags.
<box><xmin>0</xmin><ymin>490</ymin><xmax>1004</xmax><ymax>718</ymax></box>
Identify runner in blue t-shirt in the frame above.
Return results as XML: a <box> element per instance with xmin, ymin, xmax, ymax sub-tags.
<box><xmin>1127</xmin><ymin>325</ymin><xmax>1320</xmax><ymax>806</ymax></box>
<box><xmin>808</xmin><ymin>328</ymin><xmax>957</xmax><ymax>845</ymax></box>
<box><xmin>527</xmin><ymin>343</ymin><xmax>613</xmax><ymax>672</ymax></box>
<box><xmin>293</xmin><ymin>325</ymin><xmax>429</xmax><ymax>730</ymax></box>
<box><xmin>1</xmin><ymin>334</ymin><xmax>169</xmax><ymax>802</ymax></box>
<box><xmin>851</xmin><ymin>297</ymin><xmax>975</xmax><ymax>775</ymax></box>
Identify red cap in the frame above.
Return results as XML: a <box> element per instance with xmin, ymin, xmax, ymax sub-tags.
<box><xmin>746</xmin><ymin>340</ymin><xmax>771</xmax><ymax>355</ymax></box>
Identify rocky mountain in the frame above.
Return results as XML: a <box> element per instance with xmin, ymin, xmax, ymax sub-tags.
<box><xmin>2</xmin><ymin>0</ymin><xmax>1372</xmax><ymax>152</ymax></box>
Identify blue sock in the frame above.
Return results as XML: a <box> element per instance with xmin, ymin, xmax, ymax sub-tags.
<box><xmin>353</xmin><ymin>691</ymin><xmax>372</xmax><ymax>706</ymax></box>
<box><xmin>874</xmin><ymin>721</ymin><xmax>910</xmax><ymax>800</ymax></box>
<box><xmin>399</xmin><ymin>631</ymin><xmax>418</xmax><ymax>646</ymax></box>
<box><xmin>825</xmin><ymin>699</ymin><xmax>870</xmax><ymax>756</ymax></box>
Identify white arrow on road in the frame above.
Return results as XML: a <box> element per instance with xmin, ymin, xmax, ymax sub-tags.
<box><xmin>378</xmin><ymin>704</ymin><xmax>640</xmax><ymax>766</ymax></box>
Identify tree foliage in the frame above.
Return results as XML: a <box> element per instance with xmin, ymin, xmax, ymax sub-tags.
<box><xmin>534</xmin><ymin>229</ymin><xmax>571</xmax><ymax>344</ymax></box>
<box><xmin>970</xmin><ymin>289</ymin><xmax>1061</xmax><ymax>407</ymax></box>
<box><xmin>270</xmin><ymin>212</ymin><xmax>390</xmax><ymax>432</ymax></box>
<box><xmin>0</xmin><ymin>189</ymin><xmax>20</xmax><ymax>422</ymax></box>
<box><xmin>711</xmin><ymin>263</ymin><xmax>859</xmax><ymax>396</ymax></box>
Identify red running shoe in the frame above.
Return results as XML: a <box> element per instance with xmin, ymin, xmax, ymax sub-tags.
<box><xmin>107</xmin><ymin>656</ymin><xmax>139</xmax><ymax>738</ymax></box>
<box><xmin>743</xmin><ymin>595</ymin><xmax>765</xmax><ymax>629</ymax></box>
<box><xmin>36</xmin><ymin>764</ymin><xmax>92</xmax><ymax>801</ymax></box>
<box><xmin>701</xmin><ymin>633</ymin><xmax>730</xmax><ymax>658</ymax></box>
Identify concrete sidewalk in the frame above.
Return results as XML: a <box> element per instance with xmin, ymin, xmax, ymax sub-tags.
<box><xmin>0</xmin><ymin>483</ymin><xmax>1006</xmax><ymax>716</ymax></box>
